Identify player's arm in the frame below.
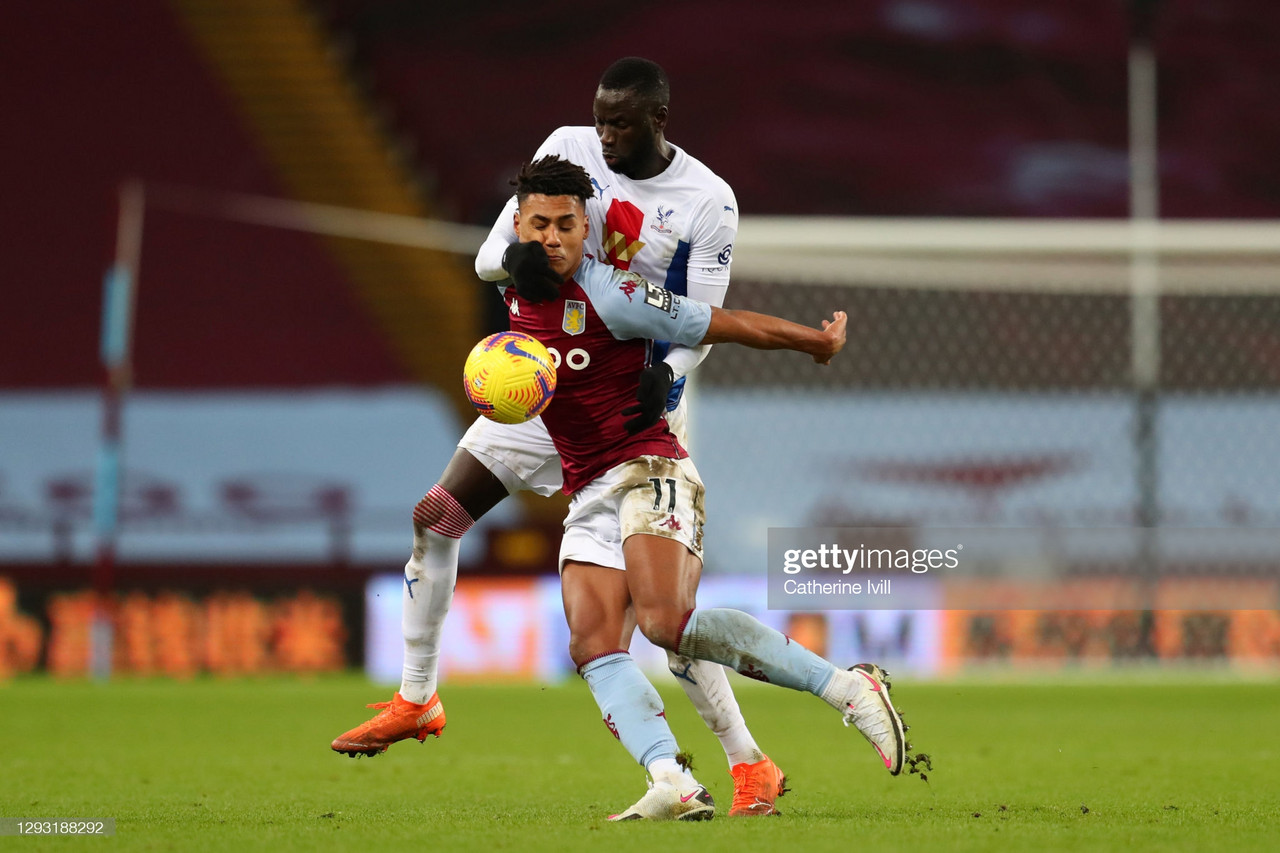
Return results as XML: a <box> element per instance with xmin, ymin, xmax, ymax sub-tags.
<box><xmin>474</xmin><ymin>195</ymin><xmax>520</xmax><ymax>282</ymax></box>
<box><xmin>588</xmin><ymin>261</ymin><xmax>845</xmax><ymax>365</ymax></box>
<box><xmin>474</xmin><ymin>197</ymin><xmax>560</xmax><ymax>301</ymax></box>
<box><xmin>702</xmin><ymin>307</ymin><xmax>847</xmax><ymax>365</ymax></box>
<box><xmin>624</xmin><ymin>191</ymin><xmax>735</xmax><ymax>432</ymax></box>
<box><xmin>658</xmin><ymin>284</ymin><xmax>725</xmax><ymax>380</ymax></box>
<box><xmin>474</xmin><ymin>127</ymin><xmax>580</xmax><ymax>288</ymax></box>
<box><xmin>661</xmin><ymin>188</ymin><xmax>735</xmax><ymax>376</ymax></box>
<box><xmin>631</xmin><ymin>292</ymin><xmax>722</xmax><ymax>433</ymax></box>
<box><xmin>680</xmin><ymin>189</ymin><xmax>842</xmax><ymax>364</ymax></box>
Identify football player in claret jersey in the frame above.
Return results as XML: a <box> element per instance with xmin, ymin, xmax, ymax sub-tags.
<box><xmin>502</xmin><ymin>155</ymin><xmax>908</xmax><ymax>821</ymax></box>
<box><xmin>332</xmin><ymin>58</ymin><xmax>791</xmax><ymax>817</ymax></box>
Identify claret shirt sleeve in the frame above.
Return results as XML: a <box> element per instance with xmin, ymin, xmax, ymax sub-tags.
<box><xmin>575</xmin><ymin>258</ymin><xmax>712</xmax><ymax>347</ymax></box>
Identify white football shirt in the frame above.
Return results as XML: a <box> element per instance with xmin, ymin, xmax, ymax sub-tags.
<box><xmin>476</xmin><ymin>126</ymin><xmax>738</xmax><ymax>412</ymax></box>
<box><xmin>476</xmin><ymin>126</ymin><xmax>738</xmax><ymax>310</ymax></box>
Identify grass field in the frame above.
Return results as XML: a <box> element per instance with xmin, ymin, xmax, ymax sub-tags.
<box><xmin>3</xmin><ymin>674</ymin><xmax>1278</xmax><ymax>851</ymax></box>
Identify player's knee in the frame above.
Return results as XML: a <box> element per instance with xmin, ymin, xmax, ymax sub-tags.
<box><xmin>411</xmin><ymin>485</ymin><xmax>475</xmax><ymax>540</ymax></box>
<box><xmin>634</xmin><ymin>604</ymin><xmax>681</xmax><ymax>651</ymax></box>
<box><xmin>568</xmin><ymin>635</ymin><xmax>609</xmax><ymax>669</ymax></box>
<box><xmin>566</xmin><ymin>616</ymin><xmax>627</xmax><ymax>668</ymax></box>
<box><xmin>567</xmin><ymin>639</ymin><xmax>588</xmax><ymax>669</ymax></box>
<box><xmin>411</xmin><ymin>487</ymin><xmax>449</xmax><ymax>527</ymax></box>
<box><xmin>408</xmin><ymin>522</ymin><xmax>459</xmax><ymax>562</ymax></box>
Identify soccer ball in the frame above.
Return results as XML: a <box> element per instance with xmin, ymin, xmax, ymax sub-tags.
<box><xmin>462</xmin><ymin>331</ymin><xmax>557</xmax><ymax>424</ymax></box>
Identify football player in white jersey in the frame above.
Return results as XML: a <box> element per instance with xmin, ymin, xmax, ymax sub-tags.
<box><xmin>331</xmin><ymin>58</ymin><xmax>786</xmax><ymax>816</ymax></box>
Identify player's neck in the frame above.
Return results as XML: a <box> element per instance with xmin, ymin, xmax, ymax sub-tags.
<box><xmin>626</xmin><ymin>138</ymin><xmax>674</xmax><ymax>181</ymax></box>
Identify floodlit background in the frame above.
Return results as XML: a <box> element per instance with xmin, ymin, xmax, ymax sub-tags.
<box><xmin>4</xmin><ymin>0</ymin><xmax>1280</xmax><ymax>683</ymax></box>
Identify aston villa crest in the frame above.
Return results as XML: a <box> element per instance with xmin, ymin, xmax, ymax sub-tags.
<box><xmin>563</xmin><ymin>300</ymin><xmax>587</xmax><ymax>335</ymax></box>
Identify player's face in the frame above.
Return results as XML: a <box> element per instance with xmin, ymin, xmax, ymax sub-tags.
<box><xmin>514</xmin><ymin>194</ymin><xmax>590</xmax><ymax>281</ymax></box>
<box><xmin>593</xmin><ymin>87</ymin><xmax>666</xmax><ymax>178</ymax></box>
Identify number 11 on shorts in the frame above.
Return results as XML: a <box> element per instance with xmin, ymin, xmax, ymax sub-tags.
<box><xmin>649</xmin><ymin>477</ymin><xmax>677</xmax><ymax>512</ymax></box>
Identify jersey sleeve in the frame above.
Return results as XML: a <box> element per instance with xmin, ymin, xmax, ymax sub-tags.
<box><xmin>531</xmin><ymin>126</ymin><xmax>581</xmax><ymax>160</ymax></box>
<box><xmin>474</xmin><ymin>128</ymin><xmax>582</xmax><ymax>281</ymax></box>
<box><xmin>661</xmin><ymin>178</ymin><xmax>734</xmax><ymax>377</ymax></box>
<box><xmin>578</xmin><ymin>260</ymin><xmax>711</xmax><ymax>347</ymax></box>
<box><xmin>662</xmin><ymin>343</ymin><xmax>711</xmax><ymax>380</ymax></box>
<box><xmin>474</xmin><ymin>195</ymin><xmax>518</xmax><ymax>281</ymax></box>
<box><xmin>683</xmin><ymin>178</ymin><xmax>738</xmax><ymax>301</ymax></box>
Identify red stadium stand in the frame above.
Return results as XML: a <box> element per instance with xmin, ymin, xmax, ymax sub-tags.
<box><xmin>320</xmin><ymin>0</ymin><xmax>1279</xmax><ymax>222</ymax></box>
<box><xmin>2</xmin><ymin>0</ymin><xmax>407</xmax><ymax>389</ymax></box>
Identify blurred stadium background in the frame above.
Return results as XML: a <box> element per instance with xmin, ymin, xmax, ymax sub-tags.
<box><xmin>4</xmin><ymin>0</ymin><xmax>1280</xmax><ymax>685</ymax></box>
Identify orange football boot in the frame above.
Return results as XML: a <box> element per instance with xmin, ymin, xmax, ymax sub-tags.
<box><xmin>728</xmin><ymin>756</ymin><xmax>788</xmax><ymax>816</ymax></box>
<box><xmin>330</xmin><ymin>692</ymin><xmax>445</xmax><ymax>757</ymax></box>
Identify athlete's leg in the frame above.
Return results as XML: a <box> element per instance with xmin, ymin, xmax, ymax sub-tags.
<box><xmin>608</xmin><ymin>455</ymin><xmax>780</xmax><ymax>782</ymax></box>
<box><xmin>656</xmin><ymin>402</ymin><xmax>762</xmax><ymax>763</ymax></box>
<box><xmin>624</xmin><ymin>534</ymin><xmax>906</xmax><ymax>774</ymax></box>
<box><xmin>563</xmin><ymin>561</ymin><xmax>675</xmax><ymax>767</ymax></box>
<box><xmin>580</xmin><ymin>456</ymin><xmax>782</xmax><ymax>813</ymax></box>
<box><xmin>399</xmin><ymin>414</ymin><xmax>562</xmax><ymax>704</ymax></box>
<box><xmin>330</xmin><ymin>448</ymin><xmax>511</xmax><ymax>755</ymax></box>
<box><xmin>333</xmin><ymin>418</ymin><xmax>562</xmax><ymax>756</ymax></box>
<box><xmin>624</xmin><ymin>531</ymin><xmax>843</xmax><ymax>697</ymax></box>
<box><xmin>616</xmin><ymin>457</ymin><xmax>907</xmax><ymax>777</ymax></box>
<box><xmin>617</xmin><ymin>611</ymin><xmax>763</xmax><ymax>768</ymax></box>
<box><xmin>622</xmin><ymin>539</ymin><xmax>793</xmax><ymax>816</ymax></box>
<box><xmin>665</xmin><ymin>653</ymin><xmax>764</xmax><ymax>766</ymax></box>
<box><xmin>563</xmin><ymin>559</ymin><xmax>712</xmax><ymax>820</ymax></box>
<box><xmin>557</xmin><ymin>474</ymin><xmax>714</xmax><ymax>819</ymax></box>
<box><xmin>399</xmin><ymin>448</ymin><xmax>508</xmax><ymax>703</ymax></box>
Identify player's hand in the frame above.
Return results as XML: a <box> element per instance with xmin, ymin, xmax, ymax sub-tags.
<box><xmin>621</xmin><ymin>362</ymin><xmax>675</xmax><ymax>435</ymax></box>
<box><xmin>813</xmin><ymin>310</ymin><xmax>848</xmax><ymax>365</ymax></box>
<box><xmin>502</xmin><ymin>241</ymin><xmax>561</xmax><ymax>302</ymax></box>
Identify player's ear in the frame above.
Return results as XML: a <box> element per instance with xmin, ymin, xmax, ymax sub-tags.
<box><xmin>512</xmin><ymin>209</ymin><xmax>521</xmax><ymax>236</ymax></box>
<box><xmin>652</xmin><ymin>104</ymin><xmax>669</xmax><ymax>134</ymax></box>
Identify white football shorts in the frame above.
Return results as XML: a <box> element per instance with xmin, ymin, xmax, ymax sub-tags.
<box><xmin>458</xmin><ymin>416</ymin><xmax>563</xmax><ymax>497</ymax></box>
<box><xmin>458</xmin><ymin>397</ymin><xmax>691</xmax><ymax>499</ymax></box>
<box><xmin>559</xmin><ymin>455</ymin><xmax>706</xmax><ymax>572</ymax></box>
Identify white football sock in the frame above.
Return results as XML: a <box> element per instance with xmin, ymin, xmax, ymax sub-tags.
<box><xmin>399</xmin><ymin>528</ymin><xmax>458</xmax><ymax>704</ymax></box>
<box><xmin>647</xmin><ymin>756</ymin><xmax>695</xmax><ymax>787</ymax></box>
<box><xmin>667</xmin><ymin>650</ymin><xmax>764</xmax><ymax>768</ymax></box>
<box><xmin>399</xmin><ymin>485</ymin><xmax>473</xmax><ymax>705</ymax></box>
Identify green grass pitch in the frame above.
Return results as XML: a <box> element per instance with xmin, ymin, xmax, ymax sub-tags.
<box><xmin>2</xmin><ymin>674</ymin><xmax>1278</xmax><ymax>851</ymax></box>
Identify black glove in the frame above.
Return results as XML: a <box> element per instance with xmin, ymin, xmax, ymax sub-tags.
<box><xmin>502</xmin><ymin>241</ymin><xmax>561</xmax><ymax>303</ymax></box>
<box><xmin>622</xmin><ymin>363</ymin><xmax>676</xmax><ymax>436</ymax></box>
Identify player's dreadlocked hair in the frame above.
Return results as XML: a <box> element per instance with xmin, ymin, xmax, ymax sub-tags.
<box><xmin>598</xmin><ymin>56</ymin><xmax>670</xmax><ymax>108</ymax></box>
<box><xmin>514</xmin><ymin>155</ymin><xmax>595</xmax><ymax>206</ymax></box>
